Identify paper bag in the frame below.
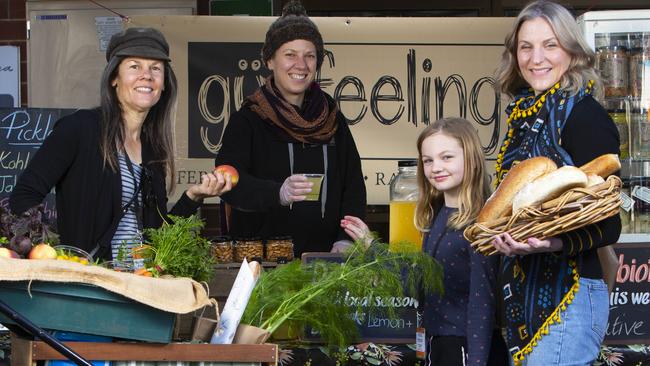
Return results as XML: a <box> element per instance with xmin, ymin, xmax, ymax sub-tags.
<box><xmin>233</xmin><ymin>323</ymin><xmax>271</xmax><ymax>344</ymax></box>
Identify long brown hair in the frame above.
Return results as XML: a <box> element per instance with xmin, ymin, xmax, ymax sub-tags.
<box><xmin>99</xmin><ymin>56</ymin><xmax>178</xmax><ymax>193</ymax></box>
<box><xmin>414</xmin><ymin>118</ymin><xmax>491</xmax><ymax>231</ymax></box>
<box><xmin>494</xmin><ymin>0</ymin><xmax>602</xmax><ymax>99</ymax></box>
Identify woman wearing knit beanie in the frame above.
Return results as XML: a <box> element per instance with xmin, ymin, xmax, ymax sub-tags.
<box><xmin>215</xmin><ymin>1</ymin><xmax>367</xmax><ymax>257</ymax></box>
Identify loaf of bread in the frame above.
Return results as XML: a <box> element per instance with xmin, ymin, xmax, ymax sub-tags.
<box><xmin>579</xmin><ymin>154</ymin><xmax>621</xmax><ymax>178</ymax></box>
<box><xmin>586</xmin><ymin>173</ymin><xmax>605</xmax><ymax>187</ymax></box>
<box><xmin>477</xmin><ymin>157</ymin><xmax>557</xmax><ymax>222</ymax></box>
<box><xmin>512</xmin><ymin>166</ymin><xmax>588</xmax><ymax>212</ymax></box>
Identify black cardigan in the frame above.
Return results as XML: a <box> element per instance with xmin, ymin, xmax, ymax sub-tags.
<box><xmin>558</xmin><ymin>96</ymin><xmax>622</xmax><ymax>278</ymax></box>
<box><xmin>215</xmin><ymin>105</ymin><xmax>367</xmax><ymax>257</ymax></box>
<box><xmin>9</xmin><ymin>109</ymin><xmax>200</xmax><ymax>259</ymax></box>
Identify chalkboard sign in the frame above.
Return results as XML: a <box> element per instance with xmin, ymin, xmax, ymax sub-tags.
<box><xmin>605</xmin><ymin>243</ymin><xmax>650</xmax><ymax>345</ymax></box>
<box><xmin>301</xmin><ymin>252</ymin><xmax>418</xmax><ymax>344</ymax></box>
<box><xmin>0</xmin><ymin>108</ymin><xmax>75</xmax><ymax>224</ymax></box>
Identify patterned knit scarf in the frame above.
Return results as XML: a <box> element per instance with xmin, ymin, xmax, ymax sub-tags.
<box><xmin>244</xmin><ymin>76</ymin><xmax>338</xmax><ymax>144</ymax></box>
<box><xmin>498</xmin><ymin>85</ymin><xmax>591</xmax><ymax>364</ymax></box>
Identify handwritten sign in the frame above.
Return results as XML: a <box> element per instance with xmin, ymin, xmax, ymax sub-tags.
<box><xmin>302</xmin><ymin>253</ymin><xmax>418</xmax><ymax>343</ymax></box>
<box><xmin>605</xmin><ymin>243</ymin><xmax>650</xmax><ymax>344</ymax></box>
<box><xmin>0</xmin><ymin>108</ymin><xmax>75</xmax><ymax>224</ymax></box>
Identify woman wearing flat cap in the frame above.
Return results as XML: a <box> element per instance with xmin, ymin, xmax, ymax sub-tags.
<box><xmin>215</xmin><ymin>1</ymin><xmax>367</xmax><ymax>257</ymax></box>
<box><xmin>10</xmin><ymin>27</ymin><xmax>232</xmax><ymax>262</ymax></box>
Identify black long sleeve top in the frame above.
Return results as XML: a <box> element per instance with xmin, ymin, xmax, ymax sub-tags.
<box><xmin>9</xmin><ymin>109</ymin><xmax>200</xmax><ymax>259</ymax></box>
<box><xmin>558</xmin><ymin>95</ymin><xmax>622</xmax><ymax>278</ymax></box>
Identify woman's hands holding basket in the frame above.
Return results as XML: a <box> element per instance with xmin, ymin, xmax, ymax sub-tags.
<box><xmin>465</xmin><ymin>154</ymin><xmax>622</xmax><ymax>256</ymax></box>
<box><xmin>492</xmin><ymin>233</ymin><xmax>562</xmax><ymax>256</ymax></box>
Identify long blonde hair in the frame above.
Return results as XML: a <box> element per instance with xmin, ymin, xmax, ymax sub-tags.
<box><xmin>494</xmin><ymin>0</ymin><xmax>602</xmax><ymax>99</ymax></box>
<box><xmin>414</xmin><ymin>118</ymin><xmax>492</xmax><ymax>231</ymax></box>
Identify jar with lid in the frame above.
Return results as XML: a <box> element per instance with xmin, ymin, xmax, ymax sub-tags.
<box><xmin>600</xmin><ymin>44</ymin><xmax>629</xmax><ymax>97</ymax></box>
<box><xmin>608</xmin><ymin>107</ymin><xmax>629</xmax><ymax>159</ymax></box>
<box><xmin>389</xmin><ymin>160</ymin><xmax>421</xmax><ymax>251</ymax></box>
<box><xmin>631</xmin><ymin>109</ymin><xmax>650</xmax><ymax>159</ymax></box>
<box><xmin>211</xmin><ymin>236</ymin><xmax>233</xmax><ymax>264</ymax></box>
<box><xmin>629</xmin><ymin>34</ymin><xmax>650</xmax><ymax>98</ymax></box>
<box><xmin>265</xmin><ymin>236</ymin><xmax>294</xmax><ymax>263</ymax></box>
<box><xmin>233</xmin><ymin>237</ymin><xmax>264</xmax><ymax>263</ymax></box>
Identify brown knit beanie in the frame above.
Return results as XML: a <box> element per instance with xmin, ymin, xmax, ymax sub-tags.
<box><xmin>261</xmin><ymin>1</ymin><xmax>324</xmax><ymax>70</ymax></box>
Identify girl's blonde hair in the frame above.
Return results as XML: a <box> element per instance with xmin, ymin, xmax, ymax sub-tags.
<box><xmin>494</xmin><ymin>0</ymin><xmax>602</xmax><ymax>99</ymax></box>
<box><xmin>414</xmin><ymin>117</ymin><xmax>492</xmax><ymax>231</ymax></box>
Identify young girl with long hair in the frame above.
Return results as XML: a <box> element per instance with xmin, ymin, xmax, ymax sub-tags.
<box><xmin>342</xmin><ymin>117</ymin><xmax>506</xmax><ymax>365</ymax></box>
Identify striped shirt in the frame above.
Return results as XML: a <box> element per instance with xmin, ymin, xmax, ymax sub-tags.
<box><xmin>110</xmin><ymin>154</ymin><xmax>142</xmax><ymax>263</ymax></box>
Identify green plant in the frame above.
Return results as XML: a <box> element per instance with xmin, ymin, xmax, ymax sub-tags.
<box><xmin>241</xmin><ymin>241</ymin><xmax>443</xmax><ymax>349</ymax></box>
<box><xmin>143</xmin><ymin>214</ymin><xmax>215</xmax><ymax>282</ymax></box>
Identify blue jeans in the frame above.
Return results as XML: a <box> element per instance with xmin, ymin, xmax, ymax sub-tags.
<box><xmin>518</xmin><ymin>277</ymin><xmax>609</xmax><ymax>366</ymax></box>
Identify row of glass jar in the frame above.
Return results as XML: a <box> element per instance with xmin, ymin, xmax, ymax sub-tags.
<box><xmin>607</xmin><ymin>99</ymin><xmax>650</xmax><ymax>159</ymax></box>
<box><xmin>595</xmin><ymin>32</ymin><xmax>650</xmax><ymax>98</ymax></box>
<box><xmin>210</xmin><ymin>236</ymin><xmax>294</xmax><ymax>264</ymax></box>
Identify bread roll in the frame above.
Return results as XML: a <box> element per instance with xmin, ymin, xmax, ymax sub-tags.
<box><xmin>512</xmin><ymin>166</ymin><xmax>588</xmax><ymax>212</ymax></box>
<box><xmin>579</xmin><ymin>154</ymin><xmax>621</xmax><ymax>178</ymax></box>
<box><xmin>586</xmin><ymin>173</ymin><xmax>605</xmax><ymax>187</ymax></box>
<box><xmin>477</xmin><ymin>157</ymin><xmax>557</xmax><ymax>222</ymax></box>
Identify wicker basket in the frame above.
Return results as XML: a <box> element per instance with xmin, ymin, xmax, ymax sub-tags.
<box><xmin>464</xmin><ymin>175</ymin><xmax>622</xmax><ymax>255</ymax></box>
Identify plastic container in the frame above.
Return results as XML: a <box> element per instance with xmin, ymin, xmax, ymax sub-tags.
<box><xmin>233</xmin><ymin>237</ymin><xmax>263</xmax><ymax>262</ymax></box>
<box><xmin>47</xmin><ymin>331</ymin><xmax>111</xmax><ymax>366</ymax></box>
<box><xmin>265</xmin><ymin>236</ymin><xmax>294</xmax><ymax>262</ymax></box>
<box><xmin>608</xmin><ymin>108</ymin><xmax>630</xmax><ymax>159</ymax></box>
<box><xmin>631</xmin><ymin>109</ymin><xmax>650</xmax><ymax>159</ymax></box>
<box><xmin>389</xmin><ymin>160</ymin><xmax>422</xmax><ymax>251</ymax></box>
<box><xmin>600</xmin><ymin>44</ymin><xmax>629</xmax><ymax>97</ymax></box>
<box><xmin>0</xmin><ymin>281</ymin><xmax>175</xmax><ymax>343</ymax></box>
<box><xmin>211</xmin><ymin>236</ymin><xmax>233</xmax><ymax>263</ymax></box>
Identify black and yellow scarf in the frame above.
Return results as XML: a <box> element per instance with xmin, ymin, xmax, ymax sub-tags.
<box><xmin>498</xmin><ymin>84</ymin><xmax>592</xmax><ymax>365</ymax></box>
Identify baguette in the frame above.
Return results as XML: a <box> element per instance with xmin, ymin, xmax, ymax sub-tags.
<box><xmin>512</xmin><ymin>165</ymin><xmax>588</xmax><ymax>212</ymax></box>
<box><xmin>477</xmin><ymin>157</ymin><xmax>557</xmax><ymax>222</ymax></box>
<box><xmin>586</xmin><ymin>173</ymin><xmax>605</xmax><ymax>187</ymax></box>
<box><xmin>579</xmin><ymin>154</ymin><xmax>621</xmax><ymax>178</ymax></box>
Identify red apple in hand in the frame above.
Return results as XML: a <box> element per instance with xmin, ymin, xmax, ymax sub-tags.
<box><xmin>28</xmin><ymin>243</ymin><xmax>58</xmax><ymax>259</ymax></box>
<box><xmin>215</xmin><ymin>164</ymin><xmax>239</xmax><ymax>187</ymax></box>
<box><xmin>0</xmin><ymin>247</ymin><xmax>20</xmax><ymax>259</ymax></box>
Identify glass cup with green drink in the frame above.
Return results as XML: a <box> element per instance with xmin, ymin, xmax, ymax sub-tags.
<box><xmin>302</xmin><ymin>174</ymin><xmax>324</xmax><ymax>201</ymax></box>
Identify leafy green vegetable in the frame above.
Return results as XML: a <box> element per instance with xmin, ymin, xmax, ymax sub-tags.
<box><xmin>143</xmin><ymin>214</ymin><xmax>215</xmax><ymax>282</ymax></box>
<box><xmin>242</xmin><ymin>241</ymin><xmax>443</xmax><ymax>349</ymax></box>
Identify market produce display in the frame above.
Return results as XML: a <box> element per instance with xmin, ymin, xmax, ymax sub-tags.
<box><xmin>465</xmin><ymin>154</ymin><xmax>622</xmax><ymax>255</ymax></box>
<box><xmin>240</xmin><ymin>241</ymin><xmax>443</xmax><ymax>349</ymax></box>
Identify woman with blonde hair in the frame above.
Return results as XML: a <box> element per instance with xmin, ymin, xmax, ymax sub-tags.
<box><xmin>491</xmin><ymin>1</ymin><xmax>621</xmax><ymax>365</ymax></box>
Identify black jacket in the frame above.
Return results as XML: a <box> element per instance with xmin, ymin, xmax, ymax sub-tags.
<box><xmin>10</xmin><ymin>109</ymin><xmax>200</xmax><ymax>259</ymax></box>
<box><xmin>215</xmin><ymin>104</ymin><xmax>367</xmax><ymax>257</ymax></box>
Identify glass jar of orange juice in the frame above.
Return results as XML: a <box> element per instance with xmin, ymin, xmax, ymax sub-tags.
<box><xmin>389</xmin><ymin>160</ymin><xmax>421</xmax><ymax>252</ymax></box>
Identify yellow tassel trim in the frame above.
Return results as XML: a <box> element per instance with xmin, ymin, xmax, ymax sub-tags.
<box><xmin>512</xmin><ymin>260</ymin><xmax>580</xmax><ymax>366</ymax></box>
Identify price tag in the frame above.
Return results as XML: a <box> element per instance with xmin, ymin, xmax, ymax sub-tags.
<box><xmin>631</xmin><ymin>186</ymin><xmax>650</xmax><ymax>205</ymax></box>
<box><xmin>620</xmin><ymin>191</ymin><xmax>635</xmax><ymax>212</ymax></box>
<box><xmin>416</xmin><ymin>327</ymin><xmax>426</xmax><ymax>359</ymax></box>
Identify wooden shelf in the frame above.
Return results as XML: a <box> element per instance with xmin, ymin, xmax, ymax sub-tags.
<box><xmin>11</xmin><ymin>334</ymin><xmax>277</xmax><ymax>365</ymax></box>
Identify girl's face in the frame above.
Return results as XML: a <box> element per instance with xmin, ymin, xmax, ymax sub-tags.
<box><xmin>266</xmin><ymin>39</ymin><xmax>317</xmax><ymax>107</ymax></box>
<box><xmin>421</xmin><ymin>132</ymin><xmax>465</xmax><ymax>207</ymax></box>
<box><xmin>112</xmin><ymin>57</ymin><xmax>165</xmax><ymax>115</ymax></box>
<box><xmin>516</xmin><ymin>17</ymin><xmax>571</xmax><ymax>96</ymax></box>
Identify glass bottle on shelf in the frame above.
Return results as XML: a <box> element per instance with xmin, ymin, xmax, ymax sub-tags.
<box><xmin>600</xmin><ymin>38</ymin><xmax>629</xmax><ymax>98</ymax></box>
<box><xmin>606</xmin><ymin>98</ymin><xmax>630</xmax><ymax>159</ymax></box>
<box><xmin>389</xmin><ymin>160</ymin><xmax>421</xmax><ymax>252</ymax></box>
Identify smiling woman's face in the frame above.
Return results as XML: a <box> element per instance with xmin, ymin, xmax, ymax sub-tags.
<box><xmin>266</xmin><ymin>39</ymin><xmax>317</xmax><ymax>107</ymax></box>
<box><xmin>112</xmin><ymin>57</ymin><xmax>165</xmax><ymax>114</ymax></box>
<box><xmin>516</xmin><ymin>17</ymin><xmax>571</xmax><ymax>95</ymax></box>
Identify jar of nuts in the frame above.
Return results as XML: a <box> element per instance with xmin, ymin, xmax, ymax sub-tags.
<box><xmin>265</xmin><ymin>236</ymin><xmax>294</xmax><ymax>262</ymax></box>
<box><xmin>211</xmin><ymin>236</ymin><xmax>233</xmax><ymax>264</ymax></box>
<box><xmin>233</xmin><ymin>237</ymin><xmax>264</xmax><ymax>262</ymax></box>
